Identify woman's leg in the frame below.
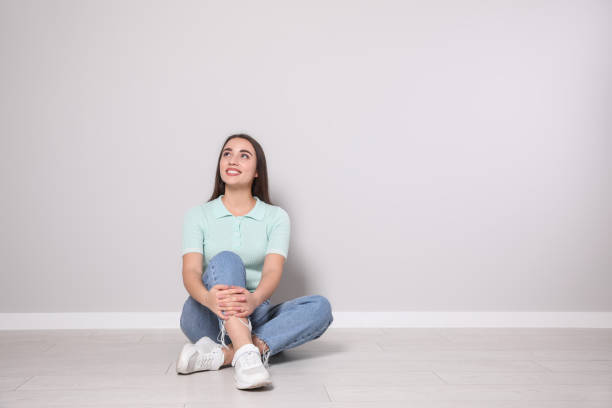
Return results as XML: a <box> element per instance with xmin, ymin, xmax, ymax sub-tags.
<box><xmin>179</xmin><ymin>291</ymin><xmax>267</xmax><ymax>367</ymax></box>
<box><xmin>200</xmin><ymin>250</ymin><xmax>272</xmax><ymax>365</ymax></box>
<box><xmin>249</xmin><ymin>294</ymin><xmax>334</xmax><ymax>365</ymax></box>
<box><xmin>179</xmin><ymin>295</ymin><xmax>223</xmax><ymax>344</ymax></box>
<box><xmin>201</xmin><ymin>250</ymin><xmax>251</xmax><ymax>347</ymax></box>
<box><xmin>179</xmin><ymin>250</ymin><xmax>243</xmax><ymax>346</ymax></box>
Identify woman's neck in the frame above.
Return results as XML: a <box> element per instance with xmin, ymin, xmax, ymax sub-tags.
<box><xmin>222</xmin><ymin>187</ymin><xmax>256</xmax><ymax>216</ymax></box>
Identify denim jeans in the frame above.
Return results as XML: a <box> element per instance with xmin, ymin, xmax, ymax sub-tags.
<box><xmin>180</xmin><ymin>250</ymin><xmax>334</xmax><ymax>366</ymax></box>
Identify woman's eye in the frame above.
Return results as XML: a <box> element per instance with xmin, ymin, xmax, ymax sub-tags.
<box><xmin>223</xmin><ymin>152</ymin><xmax>249</xmax><ymax>159</ymax></box>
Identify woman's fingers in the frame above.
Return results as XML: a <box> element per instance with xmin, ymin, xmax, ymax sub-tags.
<box><xmin>218</xmin><ymin>296</ymin><xmax>247</xmax><ymax>304</ymax></box>
<box><xmin>219</xmin><ymin>304</ymin><xmax>246</xmax><ymax>312</ymax></box>
<box><xmin>220</xmin><ymin>286</ymin><xmax>244</xmax><ymax>292</ymax></box>
<box><xmin>219</xmin><ymin>301</ymin><xmax>245</xmax><ymax>308</ymax></box>
<box><xmin>216</xmin><ymin>288</ymin><xmax>246</xmax><ymax>299</ymax></box>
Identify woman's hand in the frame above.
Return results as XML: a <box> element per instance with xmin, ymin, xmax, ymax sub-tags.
<box><xmin>204</xmin><ymin>284</ymin><xmax>245</xmax><ymax>320</ymax></box>
<box><xmin>217</xmin><ymin>286</ymin><xmax>258</xmax><ymax>318</ymax></box>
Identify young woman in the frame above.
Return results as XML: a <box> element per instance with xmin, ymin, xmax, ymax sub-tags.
<box><xmin>177</xmin><ymin>134</ymin><xmax>333</xmax><ymax>390</ymax></box>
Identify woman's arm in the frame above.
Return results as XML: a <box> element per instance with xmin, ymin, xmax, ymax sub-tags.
<box><xmin>182</xmin><ymin>252</ymin><xmax>210</xmax><ymax>307</ymax></box>
<box><xmin>253</xmin><ymin>253</ymin><xmax>285</xmax><ymax>306</ymax></box>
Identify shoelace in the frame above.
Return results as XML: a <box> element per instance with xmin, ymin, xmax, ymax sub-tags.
<box><xmin>217</xmin><ymin>317</ymin><xmax>252</xmax><ymax>350</ymax></box>
<box><xmin>261</xmin><ymin>347</ymin><xmax>271</xmax><ymax>369</ymax></box>
<box><xmin>237</xmin><ymin>350</ymin><xmax>263</xmax><ymax>370</ymax></box>
<box><xmin>216</xmin><ymin>317</ymin><xmax>271</xmax><ymax>368</ymax></box>
<box><xmin>194</xmin><ymin>349</ymin><xmax>217</xmax><ymax>370</ymax></box>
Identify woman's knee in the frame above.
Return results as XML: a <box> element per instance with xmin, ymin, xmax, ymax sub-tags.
<box><xmin>179</xmin><ymin>315</ymin><xmax>195</xmax><ymax>343</ymax></box>
<box><xmin>202</xmin><ymin>250</ymin><xmax>247</xmax><ymax>287</ymax></box>
<box><xmin>310</xmin><ymin>294</ymin><xmax>333</xmax><ymax>326</ymax></box>
<box><xmin>306</xmin><ymin>295</ymin><xmax>332</xmax><ymax>340</ymax></box>
<box><xmin>179</xmin><ymin>297</ymin><xmax>200</xmax><ymax>343</ymax></box>
<box><xmin>210</xmin><ymin>250</ymin><xmax>243</xmax><ymax>266</ymax></box>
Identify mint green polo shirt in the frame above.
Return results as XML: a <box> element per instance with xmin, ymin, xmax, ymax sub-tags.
<box><xmin>181</xmin><ymin>194</ymin><xmax>290</xmax><ymax>292</ymax></box>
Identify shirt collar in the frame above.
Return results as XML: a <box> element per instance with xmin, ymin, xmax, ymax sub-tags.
<box><xmin>213</xmin><ymin>195</ymin><xmax>265</xmax><ymax>220</ymax></box>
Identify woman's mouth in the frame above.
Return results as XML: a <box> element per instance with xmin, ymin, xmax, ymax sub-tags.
<box><xmin>226</xmin><ymin>168</ymin><xmax>241</xmax><ymax>176</ymax></box>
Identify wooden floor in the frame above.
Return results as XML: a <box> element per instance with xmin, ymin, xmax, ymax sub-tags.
<box><xmin>0</xmin><ymin>328</ymin><xmax>611</xmax><ymax>407</ymax></box>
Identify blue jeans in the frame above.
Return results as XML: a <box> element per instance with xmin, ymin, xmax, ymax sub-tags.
<box><xmin>180</xmin><ymin>251</ymin><xmax>334</xmax><ymax>366</ymax></box>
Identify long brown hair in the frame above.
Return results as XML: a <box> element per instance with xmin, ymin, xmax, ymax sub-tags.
<box><xmin>207</xmin><ymin>133</ymin><xmax>274</xmax><ymax>205</ymax></box>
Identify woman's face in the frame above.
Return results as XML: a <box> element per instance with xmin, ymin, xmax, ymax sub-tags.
<box><xmin>219</xmin><ymin>138</ymin><xmax>258</xmax><ymax>187</ymax></box>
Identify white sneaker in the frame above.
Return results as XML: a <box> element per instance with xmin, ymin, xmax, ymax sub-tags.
<box><xmin>231</xmin><ymin>343</ymin><xmax>272</xmax><ymax>389</ymax></box>
<box><xmin>176</xmin><ymin>336</ymin><xmax>225</xmax><ymax>374</ymax></box>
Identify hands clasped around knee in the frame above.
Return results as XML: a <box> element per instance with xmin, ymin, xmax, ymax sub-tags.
<box><xmin>205</xmin><ymin>284</ymin><xmax>258</xmax><ymax>319</ymax></box>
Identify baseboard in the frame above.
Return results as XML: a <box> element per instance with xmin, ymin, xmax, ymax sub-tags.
<box><xmin>1</xmin><ymin>311</ymin><xmax>611</xmax><ymax>329</ymax></box>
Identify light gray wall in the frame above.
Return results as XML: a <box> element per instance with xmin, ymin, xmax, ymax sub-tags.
<box><xmin>1</xmin><ymin>0</ymin><xmax>610</xmax><ymax>313</ymax></box>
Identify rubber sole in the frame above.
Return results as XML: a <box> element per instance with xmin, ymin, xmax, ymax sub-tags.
<box><xmin>234</xmin><ymin>375</ymin><xmax>272</xmax><ymax>389</ymax></box>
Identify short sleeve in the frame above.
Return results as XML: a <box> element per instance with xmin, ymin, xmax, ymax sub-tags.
<box><xmin>265</xmin><ymin>208</ymin><xmax>290</xmax><ymax>259</ymax></box>
<box><xmin>181</xmin><ymin>206</ymin><xmax>205</xmax><ymax>255</ymax></box>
